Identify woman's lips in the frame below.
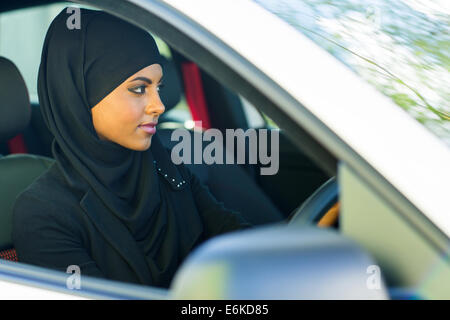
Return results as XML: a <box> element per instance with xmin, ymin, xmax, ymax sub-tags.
<box><xmin>139</xmin><ymin>123</ymin><xmax>157</xmax><ymax>134</ymax></box>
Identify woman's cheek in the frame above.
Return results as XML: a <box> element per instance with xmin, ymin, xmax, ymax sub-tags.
<box><xmin>120</xmin><ymin>99</ymin><xmax>143</xmax><ymax>130</ymax></box>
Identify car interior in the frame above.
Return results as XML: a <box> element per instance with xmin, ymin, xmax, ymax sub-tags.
<box><xmin>0</xmin><ymin>1</ymin><xmax>338</xmax><ymax>263</ymax></box>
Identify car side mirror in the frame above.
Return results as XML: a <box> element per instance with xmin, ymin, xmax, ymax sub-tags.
<box><xmin>170</xmin><ymin>225</ymin><xmax>388</xmax><ymax>299</ymax></box>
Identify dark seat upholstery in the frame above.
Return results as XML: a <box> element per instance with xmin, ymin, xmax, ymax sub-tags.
<box><xmin>0</xmin><ymin>57</ymin><xmax>54</xmax><ymax>260</ymax></box>
<box><xmin>0</xmin><ymin>154</ymin><xmax>54</xmax><ymax>250</ymax></box>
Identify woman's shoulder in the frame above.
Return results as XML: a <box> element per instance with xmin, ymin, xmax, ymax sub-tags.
<box><xmin>12</xmin><ymin>162</ymin><xmax>87</xmax><ymax>249</ymax></box>
<box><xmin>13</xmin><ymin>163</ymin><xmax>82</xmax><ymax>220</ymax></box>
<box><xmin>12</xmin><ymin>163</ymin><xmax>87</xmax><ymax>265</ymax></box>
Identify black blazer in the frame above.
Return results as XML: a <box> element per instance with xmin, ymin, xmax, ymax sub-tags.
<box><xmin>12</xmin><ymin>159</ymin><xmax>250</xmax><ymax>287</ymax></box>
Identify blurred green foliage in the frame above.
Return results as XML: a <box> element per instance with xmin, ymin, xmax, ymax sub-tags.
<box><xmin>254</xmin><ymin>0</ymin><xmax>450</xmax><ymax>144</ymax></box>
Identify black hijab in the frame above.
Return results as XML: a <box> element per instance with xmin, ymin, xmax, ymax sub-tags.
<box><xmin>38</xmin><ymin>8</ymin><xmax>195</xmax><ymax>287</ymax></box>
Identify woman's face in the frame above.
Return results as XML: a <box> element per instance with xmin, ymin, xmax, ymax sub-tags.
<box><xmin>91</xmin><ymin>63</ymin><xmax>165</xmax><ymax>151</ymax></box>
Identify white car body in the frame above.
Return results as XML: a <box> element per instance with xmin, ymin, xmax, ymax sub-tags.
<box><xmin>0</xmin><ymin>0</ymin><xmax>448</xmax><ymax>299</ymax></box>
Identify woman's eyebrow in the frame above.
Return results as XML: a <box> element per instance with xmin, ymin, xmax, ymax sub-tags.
<box><xmin>130</xmin><ymin>76</ymin><xmax>164</xmax><ymax>84</ymax></box>
<box><xmin>130</xmin><ymin>76</ymin><xmax>152</xmax><ymax>84</ymax></box>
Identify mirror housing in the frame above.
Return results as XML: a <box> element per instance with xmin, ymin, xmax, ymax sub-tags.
<box><xmin>171</xmin><ymin>225</ymin><xmax>388</xmax><ymax>299</ymax></box>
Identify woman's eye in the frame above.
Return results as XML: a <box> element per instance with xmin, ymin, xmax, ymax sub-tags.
<box><xmin>157</xmin><ymin>83</ymin><xmax>165</xmax><ymax>92</ymax></box>
<box><xmin>129</xmin><ymin>85</ymin><xmax>146</xmax><ymax>95</ymax></box>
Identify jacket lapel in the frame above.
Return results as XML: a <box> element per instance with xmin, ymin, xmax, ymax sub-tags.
<box><xmin>80</xmin><ymin>188</ymin><xmax>153</xmax><ymax>285</ymax></box>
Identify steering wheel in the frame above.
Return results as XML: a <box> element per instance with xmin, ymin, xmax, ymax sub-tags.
<box><xmin>288</xmin><ymin>176</ymin><xmax>339</xmax><ymax>227</ymax></box>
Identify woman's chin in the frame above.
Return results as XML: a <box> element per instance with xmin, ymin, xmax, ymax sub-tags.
<box><xmin>111</xmin><ymin>134</ymin><xmax>153</xmax><ymax>151</ymax></box>
<box><xmin>131</xmin><ymin>135</ymin><xmax>153</xmax><ymax>151</ymax></box>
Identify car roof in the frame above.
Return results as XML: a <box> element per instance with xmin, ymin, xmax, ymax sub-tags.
<box><xmin>157</xmin><ymin>0</ymin><xmax>450</xmax><ymax>236</ymax></box>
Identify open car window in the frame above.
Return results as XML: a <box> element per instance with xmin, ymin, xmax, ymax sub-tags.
<box><xmin>0</xmin><ymin>1</ymin><xmax>292</xmax><ymax>297</ymax></box>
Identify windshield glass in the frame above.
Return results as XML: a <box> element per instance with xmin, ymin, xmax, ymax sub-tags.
<box><xmin>253</xmin><ymin>0</ymin><xmax>450</xmax><ymax>145</ymax></box>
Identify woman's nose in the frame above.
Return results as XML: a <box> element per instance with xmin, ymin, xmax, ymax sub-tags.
<box><xmin>145</xmin><ymin>95</ymin><xmax>165</xmax><ymax>116</ymax></box>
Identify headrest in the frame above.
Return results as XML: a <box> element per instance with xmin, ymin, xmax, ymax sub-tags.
<box><xmin>159</xmin><ymin>55</ymin><xmax>182</xmax><ymax>112</ymax></box>
<box><xmin>0</xmin><ymin>57</ymin><xmax>31</xmax><ymax>142</ymax></box>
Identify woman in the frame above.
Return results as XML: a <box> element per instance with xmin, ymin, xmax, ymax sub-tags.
<box><xmin>12</xmin><ymin>8</ymin><xmax>250</xmax><ymax>288</ymax></box>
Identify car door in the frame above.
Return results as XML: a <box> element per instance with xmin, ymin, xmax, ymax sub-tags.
<box><xmin>0</xmin><ymin>0</ymin><xmax>448</xmax><ymax>299</ymax></box>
